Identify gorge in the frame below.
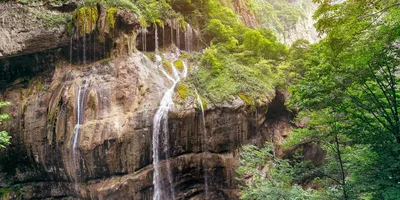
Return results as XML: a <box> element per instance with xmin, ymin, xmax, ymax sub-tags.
<box><xmin>0</xmin><ymin>0</ymin><xmax>320</xmax><ymax>199</ymax></box>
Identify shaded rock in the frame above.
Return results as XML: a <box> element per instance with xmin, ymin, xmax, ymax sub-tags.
<box><xmin>0</xmin><ymin>49</ymin><xmax>288</xmax><ymax>199</ymax></box>
<box><xmin>0</xmin><ymin>2</ymin><xmax>70</xmax><ymax>58</ymax></box>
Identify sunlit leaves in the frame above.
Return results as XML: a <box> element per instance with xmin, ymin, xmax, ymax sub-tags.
<box><xmin>0</xmin><ymin>101</ymin><xmax>10</xmax><ymax>148</ymax></box>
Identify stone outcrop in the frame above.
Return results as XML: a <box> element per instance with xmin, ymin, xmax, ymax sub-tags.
<box><xmin>0</xmin><ymin>49</ymin><xmax>287</xmax><ymax>199</ymax></box>
<box><xmin>0</xmin><ymin>1</ymin><xmax>311</xmax><ymax>199</ymax></box>
<box><xmin>0</xmin><ymin>2</ymin><xmax>71</xmax><ymax>58</ymax></box>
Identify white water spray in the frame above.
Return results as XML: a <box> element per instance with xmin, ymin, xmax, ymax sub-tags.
<box><xmin>155</xmin><ymin>25</ymin><xmax>159</xmax><ymax>53</ymax></box>
<box><xmin>185</xmin><ymin>23</ymin><xmax>193</xmax><ymax>52</ymax></box>
<box><xmin>71</xmin><ymin>83</ymin><xmax>89</xmax><ymax>185</ymax></box>
<box><xmin>195</xmin><ymin>90</ymin><xmax>209</xmax><ymax>198</ymax></box>
<box><xmin>141</xmin><ymin>26</ymin><xmax>148</xmax><ymax>51</ymax></box>
<box><xmin>176</xmin><ymin>20</ymin><xmax>180</xmax><ymax>49</ymax></box>
<box><xmin>170</xmin><ymin>19</ymin><xmax>174</xmax><ymax>46</ymax></box>
<box><xmin>152</xmin><ymin>55</ymin><xmax>187</xmax><ymax>200</ymax></box>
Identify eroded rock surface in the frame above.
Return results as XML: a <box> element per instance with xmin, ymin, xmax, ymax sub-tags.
<box><xmin>0</xmin><ymin>1</ymin><xmax>298</xmax><ymax>199</ymax></box>
<box><xmin>0</xmin><ymin>2</ymin><xmax>71</xmax><ymax>58</ymax></box>
<box><xmin>0</xmin><ymin>49</ymin><xmax>292</xmax><ymax>199</ymax></box>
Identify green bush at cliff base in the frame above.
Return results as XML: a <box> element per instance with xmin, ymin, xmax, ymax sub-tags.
<box><xmin>0</xmin><ymin>101</ymin><xmax>11</xmax><ymax>149</ymax></box>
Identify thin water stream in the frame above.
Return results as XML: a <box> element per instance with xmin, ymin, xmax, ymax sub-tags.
<box><xmin>152</xmin><ymin>54</ymin><xmax>187</xmax><ymax>200</ymax></box>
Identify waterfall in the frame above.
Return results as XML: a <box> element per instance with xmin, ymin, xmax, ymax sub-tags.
<box><xmin>176</xmin><ymin>20</ymin><xmax>180</xmax><ymax>49</ymax></box>
<box><xmin>195</xmin><ymin>90</ymin><xmax>209</xmax><ymax>198</ymax></box>
<box><xmin>155</xmin><ymin>55</ymin><xmax>174</xmax><ymax>82</ymax></box>
<box><xmin>181</xmin><ymin>60</ymin><xmax>188</xmax><ymax>78</ymax></box>
<box><xmin>152</xmin><ymin>55</ymin><xmax>187</xmax><ymax>200</ymax></box>
<box><xmin>141</xmin><ymin>26</ymin><xmax>147</xmax><ymax>51</ymax></box>
<box><xmin>185</xmin><ymin>23</ymin><xmax>193</xmax><ymax>52</ymax></box>
<box><xmin>170</xmin><ymin>19</ymin><xmax>174</xmax><ymax>46</ymax></box>
<box><xmin>70</xmin><ymin>83</ymin><xmax>89</xmax><ymax>186</ymax></box>
<box><xmin>155</xmin><ymin>24</ymin><xmax>159</xmax><ymax>53</ymax></box>
<box><xmin>162</xmin><ymin>26</ymin><xmax>165</xmax><ymax>49</ymax></box>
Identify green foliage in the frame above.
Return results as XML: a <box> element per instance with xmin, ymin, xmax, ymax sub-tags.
<box><xmin>237</xmin><ymin>143</ymin><xmax>323</xmax><ymax>199</ymax></box>
<box><xmin>191</xmin><ymin>43</ymin><xmax>280</xmax><ymax>102</ymax></box>
<box><xmin>186</xmin><ymin>0</ymin><xmax>288</xmax><ymax>103</ymax></box>
<box><xmin>106</xmin><ymin>7</ymin><xmax>118</xmax><ymax>29</ymax></box>
<box><xmin>249</xmin><ymin>0</ymin><xmax>309</xmax><ymax>38</ymax></box>
<box><xmin>238</xmin><ymin>93</ymin><xmax>253</xmax><ymax>106</ymax></box>
<box><xmin>0</xmin><ymin>101</ymin><xmax>11</xmax><ymax>149</ymax></box>
<box><xmin>173</xmin><ymin>60</ymin><xmax>184</xmax><ymax>71</ymax></box>
<box><xmin>0</xmin><ymin>184</ymin><xmax>22</xmax><ymax>198</ymax></box>
<box><xmin>26</xmin><ymin>7</ymin><xmax>71</xmax><ymax>28</ymax></box>
<box><xmin>206</xmin><ymin>19</ymin><xmax>235</xmax><ymax>43</ymax></box>
<box><xmin>288</xmin><ymin>0</ymin><xmax>400</xmax><ymax>198</ymax></box>
<box><xmin>74</xmin><ymin>0</ymin><xmax>181</xmax><ymax>30</ymax></box>
<box><xmin>73</xmin><ymin>6</ymin><xmax>99</xmax><ymax>35</ymax></box>
<box><xmin>177</xmin><ymin>84</ymin><xmax>188</xmax><ymax>99</ymax></box>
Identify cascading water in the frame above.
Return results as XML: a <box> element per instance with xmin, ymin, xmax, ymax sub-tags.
<box><xmin>141</xmin><ymin>26</ymin><xmax>147</xmax><ymax>51</ymax></box>
<box><xmin>152</xmin><ymin>55</ymin><xmax>187</xmax><ymax>200</ymax></box>
<box><xmin>176</xmin><ymin>20</ymin><xmax>180</xmax><ymax>49</ymax></box>
<box><xmin>170</xmin><ymin>19</ymin><xmax>174</xmax><ymax>46</ymax></box>
<box><xmin>195</xmin><ymin>90</ymin><xmax>209</xmax><ymax>198</ymax></box>
<box><xmin>185</xmin><ymin>23</ymin><xmax>193</xmax><ymax>52</ymax></box>
<box><xmin>70</xmin><ymin>82</ymin><xmax>89</xmax><ymax>189</ymax></box>
<box><xmin>162</xmin><ymin>26</ymin><xmax>165</xmax><ymax>48</ymax></box>
<box><xmin>155</xmin><ymin>25</ymin><xmax>159</xmax><ymax>53</ymax></box>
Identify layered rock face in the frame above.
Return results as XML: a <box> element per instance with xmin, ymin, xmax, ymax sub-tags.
<box><xmin>0</xmin><ymin>1</ymin><xmax>294</xmax><ymax>199</ymax></box>
<box><xmin>0</xmin><ymin>47</ymin><xmax>291</xmax><ymax>199</ymax></box>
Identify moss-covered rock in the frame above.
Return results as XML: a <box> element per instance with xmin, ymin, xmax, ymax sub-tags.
<box><xmin>238</xmin><ymin>93</ymin><xmax>254</xmax><ymax>106</ymax></box>
<box><xmin>173</xmin><ymin>60</ymin><xmax>184</xmax><ymax>71</ymax></box>
<box><xmin>177</xmin><ymin>83</ymin><xmax>188</xmax><ymax>99</ymax></box>
<box><xmin>106</xmin><ymin>7</ymin><xmax>118</xmax><ymax>30</ymax></box>
<box><xmin>73</xmin><ymin>6</ymin><xmax>99</xmax><ymax>35</ymax></box>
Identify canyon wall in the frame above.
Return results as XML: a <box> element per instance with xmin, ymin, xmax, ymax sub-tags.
<box><xmin>0</xmin><ymin>1</ymin><xmax>296</xmax><ymax>199</ymax></box>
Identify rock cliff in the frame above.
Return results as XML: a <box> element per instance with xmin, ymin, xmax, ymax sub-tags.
<box><xmin>0</xmin><ymin>1</ymin><xmax>296</xmax><ymax>199</ymax></box>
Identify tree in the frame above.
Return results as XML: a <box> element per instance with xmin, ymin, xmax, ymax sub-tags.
<box><xmin>289</xmin><ymin>0</ymin><xmax>400</xmax><ymax>198</ymax></box>
<box><xmin>0</xmin><ymin>101</ymin><xmax>11</xmax><ymax>148</ymax></box>
<box><xmin>236</xmin><ymin>143</ymin><xmax>323</xmax><ymax>200</ymax></box>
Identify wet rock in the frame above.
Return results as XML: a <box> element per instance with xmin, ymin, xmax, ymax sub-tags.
<box><xmin>0</xmin><ymin>51</ymin><xmax>284</xmax><ymax>199</ymax></box>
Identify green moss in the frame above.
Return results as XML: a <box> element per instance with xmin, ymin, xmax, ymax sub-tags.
<box><xmin>163</xmin><ymin>60</ymin><xmax>172</xmax><ymax>74</ymax></box>
<box><xmin>36</xmin><ymin>77</ymin><xmax>43</xmax><ymax>92</ymax></box>
<box><xmin>177</xmin><ymin>84</ymin><xmax>188</xmax><ymax>99</ymax></box>
<box><xmin>173</xmin><ymin>60</ymin><xmax>184</xmax><ymax>72</ymax></box>
<box><xmin>0</xmin><ymin>188</ymin><xmax>12</xmax><ymax>197</ymax></box>
<box><xmin>67</xmin><ymin>22</ymin><xmax>74</xmax><ymax>35</ymax></box>
<box><xmin>73</xmin><ymin>6</ymin><xmax>99</xmax><ymax>35</ymax></box>
<box><xmin>100</xmin><ymin>58</ymin><xmax>111</xmax><ymax>65</ymax></box>
<box><xmin>106</xmin><ymin>7</ymin><xmax>118</xmax><ymax>29</ymax></box>
<box><xmin>0</xmin><ymin>184</ymin><xmax>22</xmax><ymax>198</ymax></box>
<box><xmin>238</xmin><ymin>93</ymin><xmax>254</xmax><ymax>106</ymax></box>
<box><xmin>27</xmin><ymin>7</ymin><xmax>71</xmax><ymax>28</ymax></box>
